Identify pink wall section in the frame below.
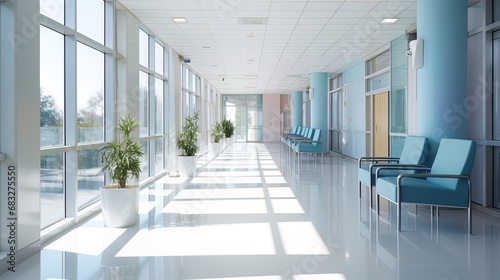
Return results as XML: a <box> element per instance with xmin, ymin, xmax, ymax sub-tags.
<box><xmin>263</xmin><ymin>94</ymin><xmax>282</xmax><ymax>142</ymax></box>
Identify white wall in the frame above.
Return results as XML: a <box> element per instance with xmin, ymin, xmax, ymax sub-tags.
<box><xmin>0</xmin><ymin>0</ymin><xmax>41</xmax><ymax>270</ymax></box>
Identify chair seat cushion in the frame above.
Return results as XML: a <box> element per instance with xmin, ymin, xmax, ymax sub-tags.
<box><xmin>377</xmin><ymin>176</ymin><xmax>468</xmax><ymax>207</ymax></box>
<box><xmin>358</xmin><ymin>165</ymin><xmax>413</xmax><ymax>186</ymax></box>
<box><xmin>294</xmin><ymin>143</ymin><xmax>321</xmax><ymax>153</ymax></box>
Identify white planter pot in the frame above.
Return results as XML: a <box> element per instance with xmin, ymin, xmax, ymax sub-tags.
<box><xmin>100</xmin><ymin>185</ymin><xmax>139</xmax><ymax>228</ymax></box>
<box><xmin>209</xmin><ymin>142</ymin><xmax>221</xmax><ymax>156</ymax></box>
<box><xmin>178</xmin><ymin>155</ymin><xmax>197</xmax><ymax>177</ymax></box>
<box><xmin>225</xmin><ymin>137</ymin><xmax>233</xmax><ymax>147</ymax></box>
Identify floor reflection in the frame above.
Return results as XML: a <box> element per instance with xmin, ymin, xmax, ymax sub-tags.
<box><xmin>2</xmin><ymin>143</ymin><xmax>500</xmax><ymax>280</ymax></box>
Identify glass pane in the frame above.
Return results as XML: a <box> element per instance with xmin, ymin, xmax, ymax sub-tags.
<box><xmin>77</xmin><ymin>149</ymin><xmax>104</xmax><ymax>210</ymax></box>
<box><xmin>191</xmin><ymin>93</ymin><xmax>197</xmax><ymax>116</ymax></box>
<box><xmin>139</xmin><ymin>71</ymin><xmax>149</xmax><ymax>137</ymax></box>
<box><xmin>367</xmin><ymin>50</ymin><xmax>390</xmax><ymax>75</ymax></box>
<box><xmin>182</xmin><ymin>90</ymin><xmax>189</xmax><ymax>121</ymax></box>
<box><xmin>155</xmin><ymin>138</ymin><xmax>164</xmax><ymax>173</ymax></box>
<box><xmin>139</xmin><ymin>29</ymin><xmax>149</xmax><ymax>67</ymax></box>
<box><xmin>140</xmin><ymin>140</ymin><xmax>150</xmax><ymax>181</ymax></box>
<box><xmin>41</xmin><ymin>153</ymin><xmax>65</xmax><ymax>229</ymax></box>
<box><xmin>40</xmin><ymin>26</ymin><xmax>65</xmax><ymax>147</ymax></box>
<box><xmin>468</xmin><ymin>33</ymin><xmax>483</xmax><ymax>140</ymax></box>
<box><xmin>40</xmin><ymin>0</ymin><xmax>64</xmax><ymax>24</ymax></box>
<box><xmin>77</xmin><ymin>42</ymin><xmax>104</xmax><ymax>144</ymax></box>
<box><xmin>493</xmin><ymin>0</ymin><xmax>500</xmax><ymax>24</ymax></box>
<box><xmin>494</xmin><ymin>33</ymin><xmax>500</xmax><ymax>140</ymax></box>
<box><xmin>155</xmin><ymin>42</ymin><xmax>164</xmax><ymax>75</ymax></box>
<box><xmin>191</xmin><ymin>72</ymin><xmax>196</xmax><ymax>91</ymax></box>
<box><xmin>469</xmin><ymin>0</ymin><xmax>483</xmax><ymax>31</ymax></box>
<box><xmin>77</xmin><ymin>0</ymin><xmax>104</xmax><ymax>44</ymax></box>
<box><xmin>155</xmin><ymin>78</ymin><xmax>164</xmax><ymax>134</ymax></box>
<box><xmin>366</xmin><ymin>72</ymin><xmax>390</xmax><ymax>92</ymax></box>
<box><xmin>390</xmin><ymin>34</ymin><xmax>408</xmax><ymax>134</ymax></box>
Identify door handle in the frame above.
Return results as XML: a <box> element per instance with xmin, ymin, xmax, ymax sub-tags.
<box><xmin>0</xmin><ymin>153</ymin><xmax>6</xmax><ymax>162</ymax></box>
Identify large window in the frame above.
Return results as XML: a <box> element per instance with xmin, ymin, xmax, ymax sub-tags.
<box><xmin>139</xmin><ymin>30</ymin><xmax>168</xmax><ymax>176</ymax></box>
<box><xmin>39</xmin><ymin>0</ymin><xmax>111</xmax><ymax>228</ymax></box>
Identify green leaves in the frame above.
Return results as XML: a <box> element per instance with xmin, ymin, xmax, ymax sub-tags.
<box><xmin>221</xmin><ymin>118</ymin><xmax>235</xmax><ymax>138</ymax></box>
<box><xmin>177</xmin><ymin>112</ymin><xmax>200</xmax><ymax>156</ymax></box>
<box><xmin>211</xmin><ymin>121</ymin><xmax>224</xmax><ymax>143</ymax></box>
<box><xmin>100</xmin><ymin>115</ymin><xmax>143</xmax><ymax>188</ymax></box>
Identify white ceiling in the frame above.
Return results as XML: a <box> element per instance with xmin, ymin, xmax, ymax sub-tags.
<box><xmin>117</xmin><ymin>0</ymin><xmax>417</xmax><ymax>95</ymax></box>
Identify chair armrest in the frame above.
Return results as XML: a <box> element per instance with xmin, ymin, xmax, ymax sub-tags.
<box><xmin>290</xmin><ymin>137</ymin><xmax>311</xmax><ymax>144</ymax></box>
<box><xmin>396</xmin><ymin>174</ymin><xmax>472</xmax><ymax>199</ymax></box>
<box><xmin>296</xmin><ymin>140</ymin><xmax>321</xmax><ymax>144</ymax></box>
<box><xmin>375</xmin><ymin>165</ymin><xmax>430</xmax><ymax>180</ymax></box>
<box><xmin>358</xmin><ymin>157</ymin><xmax>400</xmax><ymax>167</ymax></box>
<box><xmin>368</xmin><ymin>163</ymin><xmax>426</xmax><ymax>174</ymax></box>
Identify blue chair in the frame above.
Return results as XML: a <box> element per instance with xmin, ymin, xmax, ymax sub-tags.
<box><xmin>358</xmin><ymin>136</ymin><xmax>428</xmax><ymax>209</ymax></box>
<box><xmin>293</xmin><ymin>129</ymin><xmax>323</xmax><ymax>163</ymax></box>
<box><xmin>287</xmin><ymin>128</ymin><xmax>314</xmax><ymax>152</ymax></box>
<box><xmin>376</xmin><ymin>138</ymin><xmax>476</xmax><ymax>234</ymax></box>
<box><xmin>281</xmin><ymin>126</ymin><xmax>300</xmax><ymax>144</ymax></box>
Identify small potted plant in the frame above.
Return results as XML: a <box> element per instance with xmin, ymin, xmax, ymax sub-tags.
<box><xmin>177</xmin><ymin>112</ymin><xmax>199</xmax><ymax>177</ymax></box>
<box><xmin>221</xmin><ymin>118</ymin><xmax>235</xmax><ymax>147</ymax></box>
<box><xmin>99</xmin><ymin>114</ymin><xmax>143</xmax><ymax>228</ymax></box>
<box><xmin>209</xmin><ymin>121</ymin><xmax>224</xmax><ymax>156</ymax></box>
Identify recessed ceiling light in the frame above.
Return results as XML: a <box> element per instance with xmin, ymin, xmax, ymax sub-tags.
<box><xmin>381</xmin><ymin>18</ymin><xmax>398</xmax><ymax>24</ymax></box>
<box><xmin>173</xmin><ymin>17</ymin><xmax>187</xmax><ymax>24</ymax></box>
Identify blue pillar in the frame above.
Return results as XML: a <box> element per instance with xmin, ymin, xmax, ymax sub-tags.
<box><xmin>291</xmin><ymin>90</ymin><xmax>303</xmax><ymax>128</ymax></box>
<box><xmin>311</xmin><ymin>72</ymin><xmax>328</xmax><ymax>152</ymax></box>
<box><xmin>417</xmin><ymin>0</ymin><xmax>468</xmax><ymax>162</ymax></box>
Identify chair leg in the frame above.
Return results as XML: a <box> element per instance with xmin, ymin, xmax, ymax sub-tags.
<box><xmin>397</xmin><ymin>202</ymin><xmax>401</xmax><ymax>232</ymax></box>
<box><xmin>358</xmin><ymin>182</ymin><xmax>362</xmax><ymax>198</ymax></box>
<box><xmin>369</xmin><ymin>186</ymin><xmax>373</xmax><ymax>210</ymax></box>
<box><xmin>468</xmin><ymin>206</ymin><xmax>472</xmax><ymax>235</ymax></box>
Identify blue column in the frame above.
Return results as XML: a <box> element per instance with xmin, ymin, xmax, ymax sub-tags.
<box><xmin>311</xmin><ymin>72</ymin><xmax>328</xmax><ymax>152</ymax></box>
<box><xmin>291</xmin><ymin>90</ymin><xmax>303</xmax><ymax>128</ymax></box>
<box><xmin>417</xmin><ymin>0</ymin><xmax>468</xmax><ymax>162</ymax></box>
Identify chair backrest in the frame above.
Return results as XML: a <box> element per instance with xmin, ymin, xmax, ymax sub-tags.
<box><xmin>301</xmin><ymin>128</ymin><xmax>309</xmax><ymax>137</ymax></box>
<box><xmin>430</xmin><ymin>138</ymin><xmax>476</xmax><ymax>189</ymax></box>
<box><xmin>291</xmin><ymin>127</ymin><xmax>299</xmax><ymax>134</ymax></box>
<box><xmin>311</xmin><ymin>129</ymin><xmax>321</xmax><ymax>145</ymax></box>
<box><xmin>306</xmin><ymin>128</ymin><xmax>314</xmax><ymax>139</ymax></box>
<box><xmin>399</xmin><ymin>136</ymin><xmax>429</xmax><ymax>165</ymax></box>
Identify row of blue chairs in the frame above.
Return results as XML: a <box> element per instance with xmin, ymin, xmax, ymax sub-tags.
<box><xmin>280</xmin><ymin>127</ymin><xmax>324</xmax><ymax>163</ymax></box>
<box><xmin>358</xmin><ymin>137</ymin><xmax>476</xmax><ymax>234</ymax></box>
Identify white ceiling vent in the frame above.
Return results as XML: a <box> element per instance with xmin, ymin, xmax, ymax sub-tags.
<box><xmin>238</xmin><ymin>17</ymin><xmax>268</xmax><ymax>25</ymax></box>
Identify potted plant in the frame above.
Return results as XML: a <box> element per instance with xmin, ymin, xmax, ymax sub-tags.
<box><xmin>221</xmin><ymin>118</ymin><xmax>235</xmax><ymax>147</ymax></box>
<box><xmin>99</xmin><ymin>115</ymin><xmax>143</xmax><ymax>228</ymax></box>
<box><xmin>209</xmin><ymin>121</ymin><xmax>224</xmax><ymax>156</ymax></box>
<box><xmin>177</xmin><ymin>112</ymin><xmax>199</xmax><ymax>177</ymax></box>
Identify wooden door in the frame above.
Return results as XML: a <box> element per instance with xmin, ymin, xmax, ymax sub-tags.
<box><xmin>373</xmin><ymin>92</ymin><xmax>389</xmax><ymax>157</ymax></box>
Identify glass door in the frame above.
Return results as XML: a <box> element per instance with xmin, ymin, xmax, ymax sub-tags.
<box><xmin>223</xmin><ymin>95</ymin><xmax>263</xmax><ymax>143</ymax></box>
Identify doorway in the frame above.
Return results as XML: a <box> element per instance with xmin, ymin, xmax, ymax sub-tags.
<box><xmin>373</xmin><ymin>91</ymin><xmax>389</xmax><ymax>157</ymax></box>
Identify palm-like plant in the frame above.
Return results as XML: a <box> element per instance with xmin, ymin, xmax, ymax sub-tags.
<box><xmin>177</xmin><ymin>112</ymin><xmax>200</xmax><ymax>156</ymax></box>
<box><xmin>100</xmin><ymin>115</ymin><xmax>143</xmax><ymax>189</ymax></box>
<box><xmin>221</xmin><ymin>118</ymin><xmax>235</xmax><ymax>138</ymax></box>
<box><xmin>211</xmin><ymin>121</ymin><xmax>224</xmax><ymax>143</ymax></box>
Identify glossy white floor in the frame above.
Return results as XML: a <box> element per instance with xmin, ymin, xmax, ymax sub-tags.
<box><xmin>2</xmin><ymin>142</ymin><xmax>500</xmax><ymax>280</ymax></box>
